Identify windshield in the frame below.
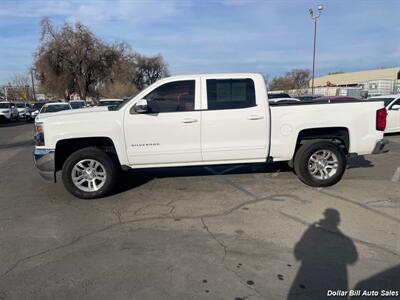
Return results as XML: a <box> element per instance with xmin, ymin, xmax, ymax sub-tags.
<box><xmin>0</xmin><ymin>103</ymin><xmax>10</xmax><ymax>109</ymax></box>
<box><xmin>369</xmin><ymin>97</ymin><xmax>395</xmax><ymax>107</ymax></box>
<box><xmin>40</xmin><ymin>104</ymin><xmax>71</xmax><ymax>113</ymax></box>
<box><xmin>33</xmin><ymin>103</ymin><xmax>45</xmax><ymax>110</ymax></box>
<box><xmin>16</xmin><ymin>103</ymin><xmax>26</xmax><ymax>108</ymax></box>
<box><xmin>70</xmin><ymin>102</ymin><xmax>85</xmax><ymax>109</ymax></box>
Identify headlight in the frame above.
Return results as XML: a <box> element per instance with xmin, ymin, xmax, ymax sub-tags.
<box><xmin>35</xmin><ymin>123</ymin><xmax>45</xmax><ymax>146</ymax></box>
<box><xmin>3</xmin><ymin>110</ymin><xmax>9</xmax><ymax>113</ymax></box>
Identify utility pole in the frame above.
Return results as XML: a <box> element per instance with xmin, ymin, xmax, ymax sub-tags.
<box><xmin>309</xmin><ymin>4</ymin><xmax>324</xmax><ymax>95</ymax></box>
<box><xmin>30</xmin><ymin>68</ymin><xmax>37</xmax><ymax>102</ymax></box>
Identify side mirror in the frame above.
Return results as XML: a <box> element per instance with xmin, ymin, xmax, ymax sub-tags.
<box><xmin>134</xmin><ymin>99</ymin><xmax>148</xmax><ymax>113</ymax></box>
<box><xmin>391</xmin><ymin>104</ymin><xmax>400</xmax><ymax>111</ymax></box>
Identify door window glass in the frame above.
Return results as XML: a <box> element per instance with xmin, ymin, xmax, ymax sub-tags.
<box><xmin>144</xmin><ymin>80</ymin><xmax>195</xmax><ymax>113</ymax></box>
<box><xmin>206</xmin><ymin>79</ymin><xmax>256</xmax><ymax>110</ymax></box>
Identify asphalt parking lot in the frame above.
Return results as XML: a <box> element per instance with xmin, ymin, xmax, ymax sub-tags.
<box><xmin>0</xmin><ymin>121</ymin><xmax>399</xmax><ymax>300</ymax></box>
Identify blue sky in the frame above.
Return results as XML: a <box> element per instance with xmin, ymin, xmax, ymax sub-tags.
<box><xmin>0</xmin><ymin>0</ymin><xmax>399</xmax><ymax>85</ymax></box>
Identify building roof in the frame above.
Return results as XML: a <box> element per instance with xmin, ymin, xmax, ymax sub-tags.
<box><xmin>311</xmin><ymin>67</ymin><xmax>400</xmax><ymax>87</ymax></box>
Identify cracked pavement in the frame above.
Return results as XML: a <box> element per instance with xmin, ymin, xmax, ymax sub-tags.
<box><xmin>0</xmin><ymin>123</ymin><xmax>399</xmax><ymax>299</ymax></box>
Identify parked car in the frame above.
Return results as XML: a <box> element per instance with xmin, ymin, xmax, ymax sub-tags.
<box><xmin>297</xmin><ymin>95</ymin><xmax>322</xmax><ymax>102</ymax></box>
<box><xmin>15</xmin><ymin>102</ymin><xmax>30</xmax><ymax>118</ymax></box>
<box><xmin>69</xmin><ymin>100</ymin><xmax>86</xmax><ymax>109</ymax></box>
<box><xmin>38</xmin><ymin>102</ymin><xmax>72</xmax><ymax>115</ymax></box>
<box><xmin>368</xmin><ymin>94</ymin><xmax>400</xmax><ymax>133</ymax></box>
<box><xmin>0</xmin><ymin>101</ymin><xmax>19</xmax><ymax>122</ymax></box>
<box><xmin>33</xmin><ymin>73</ymin><xmax>388</xmax><ymax>199</ymax></box>
<box><xmin>26</xmin><ymin>102</ymin><xmax>45</xmax><ymax>122</ymax></box>
<box><xmin>98</xmin><ymin>99</ymin><xmax>124</xmax><ymax>107</ymax></box>
<box><xmin>268</xmin><ymin>97</ymin><xmax>301</xmax><ymax>104</ymax></box>
<box><xmin>267</xmin><ymin>92</ymin><xmax>291</xmax><ymax>99</ymax></box>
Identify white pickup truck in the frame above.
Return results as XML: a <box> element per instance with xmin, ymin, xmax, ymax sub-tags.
<box><xmin>33</xmin><ymin>73</ymin><xmax>389</xmax><ymax>199</ymax></box>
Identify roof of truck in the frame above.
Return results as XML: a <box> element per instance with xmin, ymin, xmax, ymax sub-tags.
<box><xmin>165</xmin><ymin>73</ymin><xmax>262</xmax><ymax>79</ymax></box>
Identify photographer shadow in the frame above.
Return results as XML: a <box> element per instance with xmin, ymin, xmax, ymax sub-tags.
<box><xmin>287</xmin><ymin>209</ymin><xmax>358</xmax><ymax>300</ymax></box>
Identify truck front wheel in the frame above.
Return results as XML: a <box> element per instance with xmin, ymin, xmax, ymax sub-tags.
<box><xmin>62</xmin><ymin>147</ymin><xmax>118</xmax><ymax>199</ymax></box>
<box><xmin>293</xmin><ymin>141</ymin><xmax>346</xmax><ymax>187</ymax></box>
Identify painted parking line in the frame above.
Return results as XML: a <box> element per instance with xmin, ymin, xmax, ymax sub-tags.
<box><xmin>391</xmin><ymin>166</ymin><xmax>400</xmax><ymax>182</ymax></box>
<box><xmin>204</xmin><ymin>166</ymin><xmax>257</xmax><ymax>198</ymax></box>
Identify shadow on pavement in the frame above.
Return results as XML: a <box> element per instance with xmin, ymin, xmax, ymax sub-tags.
<box><xmin>0</xmin><ymin>120</ymin><xmax>31</xmax><ymax>128</ymax></box>
<box><xmin>0</xmin><ymin>139</ymin><xmax>34</xmax><ymax>150</ymax></box>
<box><xmin>287</xmin><ymin>209</ymin><xmax>358</xmax><ymax>300</ymax></box>
<box><xmin>347</xmin><ymin>155</ymin><xmax>374</xmax><ymax>169</ymax></box>
<box><xmin>114</xmin><ymin>162</ymin><xmax>292</xmax><ymax>195</ymax></box>
<box><xmin>352</xmin><ymin>265</ymin><xmax>400</xmax><ymax>299</ymax></box>
<box><xmin>114</xmin><ymin>154</ymin><xmax>375</xmax><ymax>195</ymax></box>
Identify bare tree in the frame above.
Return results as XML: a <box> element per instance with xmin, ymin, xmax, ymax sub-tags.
<box><xmin>35</xmin><ymin>18</ymin><xmax>124</xmax><ymax>99</ymax></box>
<box><xmin>269</xmin><ymin>69</ymin><xmax>311</xmax><ymax>91</ymax></box>
<box><xmin>34</xmin><ymin>18</ymin><xmax>169</xmax><ymax>100</ymax></box>
<box><xmin>6</xmin><ymin>72</ymin><xmax>31</xmax><ymax>101</ymax></box>
<box><xmin>133</xmin><ymin>54</ymin><xmax>169</xmax><ymax>90</ymax></box>
<box><xmin>9</xmin><ymin>73</ymin><xmax>30</xmax><ymax>87</ymax></box>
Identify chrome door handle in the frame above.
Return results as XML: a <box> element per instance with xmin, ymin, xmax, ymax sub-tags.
<box><xmin>247</xmin><ymin>115</ymin><xmax>264</xmax><ymax>120</ymax></box>
<box><xmin>182</xmin><ymin>118</ymin><xmax>198</xmax><ymax>123</ymax></box>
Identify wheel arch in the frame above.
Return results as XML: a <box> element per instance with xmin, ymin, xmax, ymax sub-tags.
<box><xmin>295</xmin><ymin>127</ymin><xmax>350</xmax><ymax>155</ymax></box>
<box><xmin>55</xmin><ymin>137</ymin><xmax>120</xmax><ymax>172</ymax></box>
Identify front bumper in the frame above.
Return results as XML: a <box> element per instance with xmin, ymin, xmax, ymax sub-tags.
<box><xmin>33</xmin><ymin>148</ymin><xmax>56</xmax><ymax>182</ymax></box>
<box><xmin>372</xmin><ymin>139</ymin><xmax>389</xmax><ymax>154</ymax></box>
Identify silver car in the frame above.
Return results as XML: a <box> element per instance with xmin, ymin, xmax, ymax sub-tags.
<box><xmin>0</xmin><ymin>101</ymin><xmax>19</xmax><ymax>122</ymax></box>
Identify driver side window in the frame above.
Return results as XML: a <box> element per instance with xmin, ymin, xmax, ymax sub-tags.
<box><xmin>144</xmin><ymin>80</ymin><xmax>195</xmax><ymax>113</ymax></box>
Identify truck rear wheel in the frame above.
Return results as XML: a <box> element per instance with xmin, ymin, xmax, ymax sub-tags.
<box><xmin>293</xmin><ymin>141</ymin><xmax>346</xmax><ymax>187</ymax></box>
<box><xmin>62</xmin><ymin>147</ymin><xmax>118</xmax><ymax>199</ymax></box>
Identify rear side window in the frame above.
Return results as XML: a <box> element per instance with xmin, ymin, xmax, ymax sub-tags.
<box><xmin>206</xmin><ymin>79</ymin><xmax>256</xmax><ymax>110</ymax></box>
<box><xmin>369</xmin><ymin>98</ymin><xmax>395</xmax><ymax>107</ymax></box>
<box><xmin>390</xmin><ymin>99</ymin><xmax>400</xmax><ymax>109</ymax></box>
<box><xmin>145</xmin><ymin>80</ymin><xmax>195</xmax><ymax>113</ymax></box>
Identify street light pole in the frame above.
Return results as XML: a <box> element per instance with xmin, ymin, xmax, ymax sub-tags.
<box><xmin>309</xmin><ymin>4</ymin><xmax>323</xmax><ymax>95</ymax></box>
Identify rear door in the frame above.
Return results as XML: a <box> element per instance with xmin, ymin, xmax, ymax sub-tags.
<box><xmin>200</xmin><ymin>75</ymin><xmax>269</xmax><ymax>162</ymax></box>
<box><xmin>124</xmin><ymin>77</ymin><xmax>202</xmax><ymax>166</ymax></box>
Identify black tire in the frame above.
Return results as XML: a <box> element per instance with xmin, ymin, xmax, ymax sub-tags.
<box><xmin>62</xmin><ymin>147</ymin><xmax>118</xmax><ymax>199</ymax></box>
<box><xmin>293</xmin><ymin>141</ymin><xmax>346</xmax><ymax>187</ymax></box>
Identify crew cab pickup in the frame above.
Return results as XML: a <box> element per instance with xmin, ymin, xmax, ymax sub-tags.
<box><xmin>33</xmin><ymin>73</ymin><xmax>388</xmax><ymax>199</ymax></box>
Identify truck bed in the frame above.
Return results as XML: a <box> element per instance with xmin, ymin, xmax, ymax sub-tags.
<box><xmin>269</xmin><ymin>100</ymin><xmax>385</xmax><ymax>161</ymax></box>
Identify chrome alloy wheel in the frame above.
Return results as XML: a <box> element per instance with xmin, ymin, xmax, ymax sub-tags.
<box><xmin>308</xmin><ymin>149</ymin><xmax>339</xmax><ymax>180</ymax></box>
<box><xmin>71</xmin><ymin>159</ymin><xmax>107</xmax><ymax>192</ymax></box>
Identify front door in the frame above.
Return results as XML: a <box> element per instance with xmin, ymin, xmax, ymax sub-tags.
<box><xmin>124</xmin><ymin>78</ymin><xmax>202</xmax><ymax>166</ymax></box>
